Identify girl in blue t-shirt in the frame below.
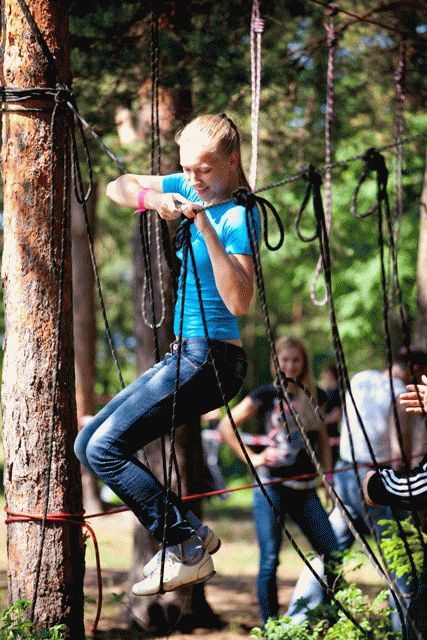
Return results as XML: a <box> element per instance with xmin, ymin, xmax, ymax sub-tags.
<box><xmin>74</xmin><ymin>114</ymin><xmax>259</xmax><ymax>596</ymax></box>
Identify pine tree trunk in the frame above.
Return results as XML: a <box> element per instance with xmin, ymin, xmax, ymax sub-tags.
<box><xmin>413</xmin><ymin>157</ymin><xmax>427</xmax><ymax>350</ymax></box>
<box><xmin>71</xmin><ymin>186</ymin><xmax>103</xmax><ymax>513</ymax></box>
<box><xmin>1</xmin><ymin>1</ymin><xmax>84</xmax><ymax>637</ymax></box>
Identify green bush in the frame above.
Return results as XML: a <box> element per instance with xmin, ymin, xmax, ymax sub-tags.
<box><xmin>250</xmin><ymin>585</ymin><xmax>401</xmax><ymax>640</ymax></box>
<box><xmin>0</xmin><ymin>599</ymin><xmax>66</xmax><ymax>639</ymax></box>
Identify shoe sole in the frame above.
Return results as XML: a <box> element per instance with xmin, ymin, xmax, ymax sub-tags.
<box><xmin>132</xmin><ymin>570</ymin><xmax>216</xmax><ymax>596</ymax></box>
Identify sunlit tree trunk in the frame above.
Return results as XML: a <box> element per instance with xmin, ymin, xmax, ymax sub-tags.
<box><xmin>71</xmin><ymin>186</ymin><xmax>103</xmax><ymax>512</ymax></box>
<box><xmin>1</xmin><ymin>1</ymin><xmax>84</xmax><ymax>637</ymax></box>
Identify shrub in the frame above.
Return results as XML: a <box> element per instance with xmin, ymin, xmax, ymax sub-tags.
<box><xmin>0</xmin><ymin>599</ymin><xmax>66</xmax><ymax>640</ymax></box>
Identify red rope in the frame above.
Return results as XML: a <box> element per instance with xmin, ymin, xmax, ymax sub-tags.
<box><xmin>4</xmin><ymin>507</ymin><xmax>102</xmax><ymax>637</ymax></box>
<box><xmin>5</xmin><ymin>450</ymin><xmax>424</xmax><ymax>633</ymax></box>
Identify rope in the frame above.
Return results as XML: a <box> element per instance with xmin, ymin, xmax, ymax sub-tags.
<box><xmin>140</xmin><ymin>7</ymin><xmax>168</xmax><ymax>331</ymax></box>
<box><xmin>31</xmin><ymin>109</ymin><xmax>69</xmax><ymax>623</ymax></box>
<box><xmin>391</xmin><ymin>41</ymin><xmax>406</xmax><ymax>300</ymax></box>
<box><xmin>307</xmin><ymin>0</ymin><xmax>424</xmax><ymax>40</ymax></box>
<box><xmin>5</xmin><ymin>508</ymin><xmax>102</xmax><ymax>637</ymax></box>
<box><xmin>249</xmin><ymin>0</ymin><xmax>264</xmax><ymax>189</ymax></box>
<box><xmin>310</xmin><ymin>5</ymin><xmax>338</xmax><ymax>307</ymax></box>
<box><xmin>180</xmin><ymin>208</ymin><xmax>374</xmax><ymax>636</ymax></box>
<box><xmin>306</xmin><ymin>163</ymin><xmax>424</xmax><ymax>639</ymax></box>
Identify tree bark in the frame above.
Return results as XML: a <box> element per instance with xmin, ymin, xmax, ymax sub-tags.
<box><xmin>71</xmin><ymin>186</ymin><xmax>103</xmax><ymax>513</ymax></box>
<box><xmin>1</xmin><ymin>1</ymin><xmax>84</xmax><ymax>637</ymax></box>
<box><xmin>413</xmin><ymin>156</ymin><xmax>427</xmax><ymax>351</ymax></box>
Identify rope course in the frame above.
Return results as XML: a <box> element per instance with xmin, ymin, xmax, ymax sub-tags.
<box><xmin>1</xmin><ymin>1</ymin><xmax>426</xmax><ymax>639</ymax></box>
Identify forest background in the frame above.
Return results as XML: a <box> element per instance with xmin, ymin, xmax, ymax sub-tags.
<box><xmin>1</xmin><ymin>0</ymin><xmax>426</xmax><ymax>392</ymax></box>
<box><xmin>0</xmin><ymin>0</ymin><xmax>426</xmax><ymax>637</ymax></box>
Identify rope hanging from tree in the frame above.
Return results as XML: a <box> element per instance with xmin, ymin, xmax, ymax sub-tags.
<box><xmin>249</xmin><ymin>0</ymin><xmax>264</xmax><ymax>189</ymax></box>
<box><xmin>310</xmin><ymin>3</ymin><xmax>338</xmax><ymax>307</ymax></box>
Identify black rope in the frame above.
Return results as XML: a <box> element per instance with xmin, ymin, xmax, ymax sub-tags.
<box><xmin>15</xmin><ymin>0</ymin><xmax>58</xmax><ymax>86</ymax></box>
<box><xmin>352</xmin><ymin>149</ymin><xmax>426</xmax><ymax>554</ymax></box>
<box><xmin>183</xmin><ymin>206</ymin><xmax>372</xmax><ymax>637</ymax></box>
<box><xmin>306</xmin><ymin>163</ymin><xmax>425</xmax><ymax>640</ymax></box>
<box><xmin>232</xmin><ymin>188</ymin><xmax>285</xmax><ymax>251</ymax></box>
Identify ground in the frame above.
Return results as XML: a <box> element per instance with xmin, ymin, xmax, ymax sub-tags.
<box><xmin>0</xmin><ymin>497</ymin><xmax>382</xmax><ymax>639</ymax></box>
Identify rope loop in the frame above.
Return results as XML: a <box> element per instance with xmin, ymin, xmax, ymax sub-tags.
<box><xmin>233</xmin><ymin>187</ymin><xmax>285</xmax><ymax>251</ymax></box>
<box><xmin>232</xmin><ymin>186</ymin><xmax>256</xmax><ymax>209</ymax></box>
<box><xmin>295</xmin><ymin>164</ymin><xmax>322</xmax><ymax>242</ymax></box>
<box><xmin>351</xmin><ymin>147</ymin><xmax>388</xmax><ymax>219</ymax></box>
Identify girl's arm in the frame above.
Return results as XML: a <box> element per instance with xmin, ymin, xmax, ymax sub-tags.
<box><xmin>318</xmin><ymin>423</ymin><xmax>333</xmax><ymax>473</ymax></box>
<box><xmin>106</xmin><ymin>173</ymin><xmax>191</xmax><ymax>216</ymax></box>
<box><xmin>218</xmin><ymin>397</ymin><xmax>279</xmax><ymax>467</ymax></box>
<box><xmin>194</xmin><ymin>214</ymin><xmax>254</xmax><ymax>316</ymax></box>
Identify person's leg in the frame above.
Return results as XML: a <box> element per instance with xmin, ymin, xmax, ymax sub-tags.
<box><xmin>286</xmin><ymin>465</ymin><xmax>359</xmax><ymax>621</ymax></box>
<box><xmin>285</xmin><ymin>489</ymin><xmax>342</xmax><ymax>622</ymax></box>
<box><xmin>78</xmin><ymin>340</ymin><xmax>247</xmax><ymax>543</ymax></box>
<box><xmin>253</xmin><ymin>485</ymin><xmax>284</xmax><ymax>624</ymax></box>
<box><xmin>74</xmin><ymin>357</ymin><xmax>167</xmax><ymax>474</ymax></box>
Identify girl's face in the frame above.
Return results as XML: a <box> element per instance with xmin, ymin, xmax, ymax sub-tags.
<box><xmin>278</xmin><ymin>347</ymin><xmax>305</xmax><ymax>382</ymax></box>
<box><xmin>179</xmin><ymin>141</ymin><xmax>238</xmax><ymax>203</ymax></box>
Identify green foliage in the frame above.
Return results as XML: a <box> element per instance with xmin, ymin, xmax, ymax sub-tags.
<box><xmin>0</xmin><ymin>600</ymin><xmax>66</xmax><ymax>640</ymax></box>
<box><xmin>379</xmin><ymin>518</ymin><xmax>427</xmax><ymax>581</ymax></box>
<box><xmin>249</xmin><ymin>584</ymin><xmax>401</xmax><ymax>640</ymax></box>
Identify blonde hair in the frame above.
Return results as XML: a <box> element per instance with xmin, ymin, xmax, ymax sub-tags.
<box><xmin>175</xmin><ymin>113</ymin><xmax>250</xmax><ymax>192</ymax></box>
<box><xmin>273</xmin><ymin>335</ymin><xmax>322</xmax><ymax>431</ymax></box>
<box><xmin>271</xmin><ymin>336</ymin><xmax>317</xmax><ymax>399</ymax></box>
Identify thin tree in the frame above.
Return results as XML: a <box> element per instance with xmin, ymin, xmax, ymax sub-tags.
<box><xmin>1</xmin><ymin>1</ymin><xmax>85</xmax><ymax>637</ymax></box>
<box><xmin>71</xmin><ymin>187</ymin><xmax>103</xmax><ymax>512</ymax></box>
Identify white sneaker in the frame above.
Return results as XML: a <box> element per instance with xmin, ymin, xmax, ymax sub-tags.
<box><xmin>142</xmin><ymin>525</ymin><xmax>221</xmax><ymax>577</ymax></box>
<box><xmin>132</xmin><ymin>548</ymin><xmax>215</xmax><ymax>596</ymax></box>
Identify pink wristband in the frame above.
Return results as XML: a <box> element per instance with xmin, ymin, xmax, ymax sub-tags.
<box><xmin>133</xmin><ymin>187</ymin><xmax>150</xmax><ymax>215</ymax></box>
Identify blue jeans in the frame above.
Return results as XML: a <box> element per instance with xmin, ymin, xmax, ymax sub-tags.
<box><xmin>287</xmin><ymin>461</ymin><xmax>411</xmax><ymax>631</ymax></box>
<box><xmin>253</xmin><ymin>484</ymin><xmax>339</xmax><ymax>623</ymax></box>
<box><xmin>75</xmin><ymin>338</ymin><xmax>247</xmax><ymax>545</ymax></box>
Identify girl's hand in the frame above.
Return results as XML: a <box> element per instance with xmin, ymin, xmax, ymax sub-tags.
<box><xmin>180</xmin><ymin>203</ymin><xmax>210</xmax><ymax>233</ymax></box>
<box><xmin>399</xmin><ymin>375</ymin><xmax>427</xmax><ymax>414</ymax></box>
<box><xmin>251</xmin><ymin>447</ymin><xmax>280</xmax><ymax>468</ymax></box>
<box><xmin>149</xmin><ymin>193</ymin><xmax>191</xmax><ymax>220</ymax></box>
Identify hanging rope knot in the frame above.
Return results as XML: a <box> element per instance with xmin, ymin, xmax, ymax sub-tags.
<box><xmin>232</xmin><ymin>187</ymin><xmax>256</xmax><ymax>209</ymax></box>
<box><xmin>362</xmin><ymin>147</ymin><xmax>388</xmax><ymax>185</ymax></box>
<box><xmin>54</xmin><ymin>84</ymin><xmax>72</xmax><ymax>105</ymax></box>
<box><xmin>295</xmin><ymin>165</ymin><xmax>323</xmax><ymax>242</ymax></box>
<box><xmin>252</xmin><ymin>17</ymin><xmax>265</xmax><ymax>33</ymax></box>
<box><xmin>351</xmin><ymin>147</ymin><xmax>389</xmax><ymax>218</ymax></box>
<box><xmin>302</xmin><ymin>163</ymin><xmax>323</xmax><ymax>188</ymax></box>
<box><xmin>326</xmin><ymin>3</ymin><xmax>339</xmax><ymax>17</ymax></box>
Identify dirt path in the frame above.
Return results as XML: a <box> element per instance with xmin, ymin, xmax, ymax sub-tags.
<box><xmin>84</xmin><ymin>568</ymin><xmax>296</xmax><ymax>639</ymax></box>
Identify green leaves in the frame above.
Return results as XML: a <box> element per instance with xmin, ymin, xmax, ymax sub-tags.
<box><xmin>0</xmin><ymin>600</ymin><xmax>66</xmax><ymax>640</ymax></box>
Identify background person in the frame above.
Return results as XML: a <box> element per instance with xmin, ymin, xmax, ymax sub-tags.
<box><xmin>218</xmin><ymin>335</ymin><xmax>338</xmax><ymax>624</ymax></box>
<box><xmin>287</xmin><ymin>355</ymin><xmax>414</xmax><ymax>631</ymax></box>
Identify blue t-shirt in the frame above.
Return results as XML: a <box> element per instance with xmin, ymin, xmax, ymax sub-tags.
<box><xmin>162</xmin><ymin>173</ymin><xmax>260</xmax><ymax>339</ymax></box>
